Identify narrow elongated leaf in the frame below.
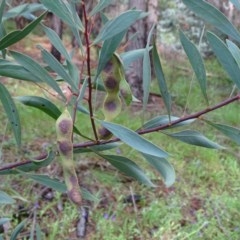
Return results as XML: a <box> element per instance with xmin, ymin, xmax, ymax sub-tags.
<box><xmin>74</xmin><ymin>142</ymin><xmax>121</xmax><ymax>153</ymax></box>
<box><xmin>142</xmin><ymin>115</ymin><xmax>196</xmax><ymax>130</ymax></box>
<box><xmin>102</xmin><ymin>121</ymin><xmax>169</xmax><ymax>158</ymax></box>
<box><xmin>90</xmin><ymin>0</ymin><xmax>112</xmax><ymax>17</ymax></box>
<box><xmin>0</xmin><ymin>12</ymin><xmax>46</xmax><ymax>50</ymax></box>
<box><xmin>179</xmin><ymin>30</ymin><xmax>208</xmax><ymax>104</ymax></box>
<box><xmin>0</xmin><ymin>191</ymin><xmax>15</xmax><ymax>204</ymax></box>
<box><xmin>41</xmin><ymin>25</ymin><xmax>71</xmax><ymax>62</ymax></box>
<box><xmin>121</xmin><ymin>48</ymin><xmax>146</xmax><ymax>70</ymax></box>
<box><xmin>152</xmin><ymin>43</ymin><xmax>172</xmax><ymax>116</ymax></box>
<box><xmin>230</xmin><ymin>0</ymin><xmax>240</xmax><ymax>10</ymax></box>
<box><xmin>0</xmin><ymin>59</ymin><xmax>41</xmax><ymax>82</ymax></box>
<box><xmin>26</xmin><ymin>174</ymin><xmax>67</xmax><ymax>193</ymax></box>
<box><xmin>226</xmin><ymin>39</ymin><xmax>240</xmax><ymax>68</ymax></box>
<box><xmin>0</xmin><ymin>0</ymin><xmax>6</xmax><ymax>41</ymax></box>
<box><xmin>0</xmin><ymin>82</ymin><xmax>21</xmax><ymax>146</ymax></box>
<box><xmin>143</xmin><ymin>25</ymin><xmax>155</xmax><ymax>111</ymax></box>
<box><xmin>205</xmin><ymin>120</ymin><xmax>240</xmax><ymax>145</ymax></box>
<box><xmin>3</xmin><ymin>3</ymin><xmax>46</xmax><ymax>21</ymax></box>
<box><xmin>165</xmin><ymin>130</ymin><xmax>223</xmax><ymax>149</ymax></box>
<box><xmin>10</xmin><ymin>220</ymin><xmax>26</xmax><ymax>240</ymax></box>
<box><xmin>99</xmin><ymin>154</ymin><xmax>155</xmax><ymax>187</ymax></box>
<box><xmin>96</xmin><ymin>30</ymin><xmax>126</xmax><ymax>78</ymax></box>
<box><xmin>141</xmin><ymin>153</ymin><xmax>175</xmax><ymax>187</ymax></box>
<box><xmin>19</xmin><ymin>173</ymin><xmax>98</xmax><ymax>202</ymax></box>
<box><xmin>182</xmin><ymin>0</ymin><xmax>240</xmax><ymax>43</ymax></box>
<box><xmin>93</xmin><ymin>10</ymin><xmax>147</xmax><ymax>44</ymax></box>
<box><xmin>207</xmin><ymin>32</ymin><xmax>240</xmax><ymax>89</ymax></box>
<box><xmin>40</xmin><ymin>0</ymin><xmax>83</xmax><ymax>31</ymax></box>
<box><xmin>0</xmin><ymin>0</ymin><xmax>5</xmax><ymax>22</ymax></box>
<box><xmin>38</xmin><ymin>45</ymin><xmax>78</xmax><ymax>91</ymax></box>
<box><xmin>16</xmin><ymin>96</ymin><xmax>61</xmax><ymax>119</ymax></box>
<box><xmin>16</xmin><ymin>96</ymin><xmax>81</xmax><ymax>135</ymax></box>
<box><xmin>10</xmin><ymin>51</ymin><xmax>65</xmax><ymax>99</ymax></box>
<box><xmin>0</xmin><ymin>150</ymin><xmax>55</xmax><ymax>175</ymax></box>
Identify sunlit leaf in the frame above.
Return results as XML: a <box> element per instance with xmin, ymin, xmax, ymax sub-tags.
<box><xmin>0</xmin><ymin>82</ymin><xmax>21</xmax><ymax>146</ymax></box>
<box><xmin>207</xmin><ymin>32</ymin><xmax>240</xmax><ymax>89</ymax></box>
<box><xmin>205</xmin><ymin>120</ymin><xmax>240</xmax><ymax>145</ymax></box>
<box><xmin>99</xmin><ymin>154</ymin><xmax>155</xmax><ymax>187</ymax></box>
<box><xmin>0</xmin><ymin>59</ymin><xmax>41</xmax><ymax>82</ymax></box>
<box><xmin>93</xmin><ymin>10</ymin><xmax>147</xmax><ymax>44</ymax></box>
<box><xmin>102</xmin><ymin>121</ymin><xmax>169</xmax><ymax>158</ymax></box>
<box><xmin>179</xmin><ymin>30</ymin><xmax>208</xmax><ymax>104</ymax></box>
<box><xmin>10</xmin><ymin>220</ymin><xmax>26</xmax><ymax>240</ymax></box>
<box><xmin>165</xmin><ymin>130</ymin><xmax>223</xmax><ymax>149</ymax></box>
<box><xmin>152</xmin><ymin>42</ymin><xmax>172</xmax><ymax>116</ymax></box>
<box><xmin>141</xmin><ymin>153</ymin><xmax>175</xmax><ymax>187</ymax></box>
<box><xmin>0</xmin><ymin>191</ymin><xmax>15</xmax><ymax>204</ymax></box>
<box><xmin>0</xmin><ymin>12</ymin><xmax>46</xmax><ymax>50</ymax></box>
<box><xmin>182</xmin><ymin>0</ymin><xmax>240</xmax><ymax>43</ymax></box>
<box><xmin>142</xmin><ymin>115</ymin><xmax>196</xmax><ymax>130</ymax></box>
<box><xmin>90</xmin><ymin>0</ymin><xmax>112</xmax><ymax>17</ymax></box>
<box><xmin>10</xmin><ymin>51</ymin><xmax>65</xmax><ymax>99</ymax></box>
<box><xmin>38</xmin><ymin>45</ymin><xmax>78</xmax><ymax>91</ymax></box>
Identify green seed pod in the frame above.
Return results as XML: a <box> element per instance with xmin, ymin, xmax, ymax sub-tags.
<box><xmin>56</xmin><ymin>108</ymin><xmax>73</xmax><ymax>141</ymax></box>
<box><xmin>103</xmin><ymin>94</ymin><xmax>122</xmax><ymax>121</ymax></box>
<box><xmin>56</xmin><ymin>108</ymin><xmax>82</xmax><ymax>206</ymax></box>
<box><xmin>97</xmin><ymin>126</ymin><xmax>113</xmax><ymax>140</ymax></box>
<box><xmin>103</xmin><ymin>75</ymin><xmax>119</xmax><ymax>93</ymax></box>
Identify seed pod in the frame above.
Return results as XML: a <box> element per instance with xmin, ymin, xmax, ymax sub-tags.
<box><xmin>97</xmin><ymin>126</ymin><xmax>113</xmax><ymax>140</ymax></box>
<box><xmin>102</xmin><ymin>94</ymin><xmax>122</xmax><ymax>121</ymax></box>
<box><xmin>56</xmin><ymin>108</ymin><xmax>82</xmax><ymax>206</ymax></box>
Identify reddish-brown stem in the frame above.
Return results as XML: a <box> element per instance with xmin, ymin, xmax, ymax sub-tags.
<box><xmin>82</xmin><ymin>0</ymin><xmax>98</xmax><ymax>142</ymax></box>
<box><xmin>1</xmin><ymin>94</ymin><xmax>239</xmax><ymax>172</ymax></box>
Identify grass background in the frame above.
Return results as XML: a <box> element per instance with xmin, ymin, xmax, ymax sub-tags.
<box><xmin>1</xmin><ymin>32</ymin><xmax>240</xmax><ymax>240</ymax></box>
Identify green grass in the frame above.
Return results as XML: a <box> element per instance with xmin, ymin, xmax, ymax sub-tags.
<box><xmin>1</xmin><ymin>53</ymin><xmax>240</xmax><ymax>240</ymax></box>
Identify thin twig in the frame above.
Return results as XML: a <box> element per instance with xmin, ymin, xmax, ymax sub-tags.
<box><xmin>0</xmin><ymin>94</ymin><xmax>239</xmax><ymax>171</ymax></box>
<box><xmin>82</xmin><ymin>0</ymin><xmax>99</xmax><ymax>142</ymax></box>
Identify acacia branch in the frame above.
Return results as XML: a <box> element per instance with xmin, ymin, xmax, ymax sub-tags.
<box><xmin>73</xmin><ymin>93</ymin><xmax>240</xmax><ymax>148</ymax></box>
<box><xmin>82</xmin><ymin>0</ymin><xmax>98</xmax><ymax>142</ymax></box>
<box><xmin>0</xmin><ymin>94</ymin><xmax>239</xmax><ymax>172</ymax></box>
